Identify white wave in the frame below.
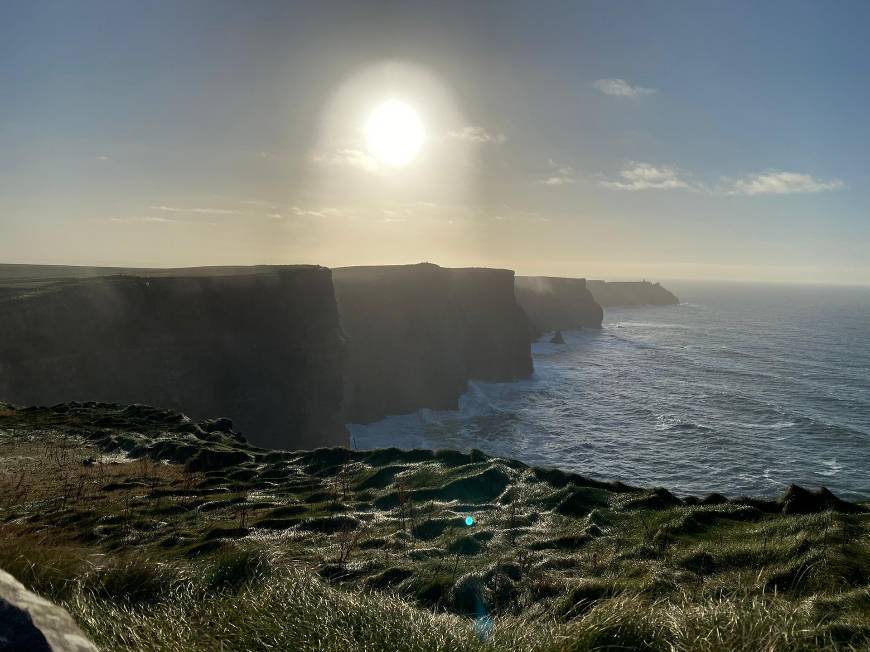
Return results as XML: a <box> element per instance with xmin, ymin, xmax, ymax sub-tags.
<box><xmin>813</xmin><ymin>459</ymin><xmax>842</xmax><ymax>477</ymax></box>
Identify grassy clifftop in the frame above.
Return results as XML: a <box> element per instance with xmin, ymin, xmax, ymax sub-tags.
<box><xmin>1</xmin><ymin>402</ymin><xmax>868</xmax><ymax>651</ymax></box>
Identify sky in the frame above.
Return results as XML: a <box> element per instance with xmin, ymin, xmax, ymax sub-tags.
<box><xmin>2</xmin><ymin>0</ymin><xmax>869</xmax><ymax>283</ymax></box>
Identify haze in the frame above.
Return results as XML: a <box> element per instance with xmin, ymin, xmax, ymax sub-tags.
<box><xmin>2</xmin><ymin>1</ymin><xmax>869</xmax><ymax>284</ymax></box>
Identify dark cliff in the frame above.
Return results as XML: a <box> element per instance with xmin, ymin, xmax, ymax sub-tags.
<box><xmin>0</xmin><ymin>266</ymin><xmax>347</xmax><ymax>449</ymax></box>
<box><xmin>587</xmin><ymin>280</ymin><xmax>679</xmax><ymax>307</ymax></box>
<box><xmin>333</xmin><ymin>263</ymin><xmax>533</xmax><ymax>423</ymax></box>
<box><xmin>515</xmin><ymin>276</ymin><xmax>603</xmax><ymax>338</ymax></box>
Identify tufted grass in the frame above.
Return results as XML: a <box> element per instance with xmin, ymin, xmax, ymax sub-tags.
<box><xmin>1</xmin><ymin>403</ymin><xmax>869</xmax><ymax>651</ymax></box>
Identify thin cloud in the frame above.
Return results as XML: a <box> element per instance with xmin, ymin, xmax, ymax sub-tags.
<box><xmin>149</xmin><ymin>205</ymin><xmax>240</xmax><ymax>215</ymax></box>
<box><xmin>313</xmin><ymin>148</ymin><xmax>379</xmax><ymax>173</ymax></box>
<box><xmin>538</xmin><ymin>159</ymin><xmax>576</xmax><ymax>186</ymax></box>
<box><xmin>725</xmin><ymin>171</ymin><xmax>845</xmax><ymax>196</ymax></box>
<box><xmin>599</xmin><ymin>163</ymin><xmax>845</xmax><ymax>195</ymax></box>
<box><xmin>290</xmin><ymin>205</ymin><xmax>341</xmax><ymax>218</ymax></box>
<box><xmin>108</xmin><ymin>216</ymin><xmax>180</xmax><ymax>224</ymax></box>
<box><xmin>447</xmin><ymin>125</ymin><xmax>507</xmax><ymax>144</ymax></box>
<box><xmin>600</xmin><ymin>162</ymin><xmax>690</xmax><ymax>191</ymax></box>
<box><xmin>594</xmin><ymin>78</ymin><xmax>656</xmax><ymax>97</ymax></box>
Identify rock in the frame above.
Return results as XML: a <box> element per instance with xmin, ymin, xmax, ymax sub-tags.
<box><xmin>699</xmin><ymin>492</ymin><xmax>729</xmax><ymax>506</ymax></box>
<box><xmin>0</xmin><ymin>568</ymin><xmax>97</xmax><ymax>652</ymax></box>
<box><xmin>622</xmin><ymin>487</ymin><xmax>683</xmax><ymax>510</ymax></box>
<box><xmin>554</xmin><ymin>486</ymin><xmax>608</xmax><ymax>517</ymax></box>
<box><xmin>550</xmin><ymin>330</ymin><xmax>565</xmax><ymax>344</ymax></box>
<box><xmin>778</xmin><ymin>485</ymin><xmax>862</xmax><ymax>515</ymax></box>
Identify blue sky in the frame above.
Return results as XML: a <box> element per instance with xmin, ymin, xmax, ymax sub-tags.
<box><xmin>2</xmin><ymin>1</ymin><xmax>868</xmax><ymax>283</ymax></box>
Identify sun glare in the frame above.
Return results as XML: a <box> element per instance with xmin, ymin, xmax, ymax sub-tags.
<box><xmin>365</xmin><ymin>99</ymin><xmax>424</xmax><ymax>167</ymax></box>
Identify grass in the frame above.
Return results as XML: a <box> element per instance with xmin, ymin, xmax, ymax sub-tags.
<box><xmin>61</xmin><ymin>569</ymin><xmax>860</xmax><ymax>651</ymax></box>
<box><xmin>1</xmin><ymin>401</ymin><xmax>868</xmax><ymax>651</ymax></box>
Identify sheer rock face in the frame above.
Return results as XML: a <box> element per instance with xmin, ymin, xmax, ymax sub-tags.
<box><xmin>0</xmin><ymin>568</ymin><xmax>97</xmax><ymax>652</ymax></box>
<box><xmin>334</xmin><ymin>263</ymin><xmax>533</xmax><ymax>424</ymax></box>
<box><xmin>587</xmin><ymin>280</ymin><xmax>679</xmax><ymax>307</ymax></box>
<box><xmin>515</xmin><ymin>276</ymin><xmax>603</xmax><ymax>338</ymax></box>
<box><xmin>0</xmin><ymin>266</ymin><xmax>347</xmax><ymax>450</ymax></box>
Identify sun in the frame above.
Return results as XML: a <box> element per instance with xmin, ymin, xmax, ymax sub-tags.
<box><xmin>364</xmin><ymin>99</ymin><xmax>425</xmax><ymax>167</ymax></box>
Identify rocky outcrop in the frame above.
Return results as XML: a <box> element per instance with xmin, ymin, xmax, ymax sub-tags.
<box><xmin>515</xmin><ymin>276</ymin><xmax>603</xmax><ymax>338</ymax></box>
<box><xmin>0</xmin><ymin>568</ymin><xmax>97</xmax><ymax>652</ymax></box>
<box><xmin>333</xmin><ymin>263</ymin><xmax>533</xmax><ymax>423</ymax></box>
<box><xmin>0</xmin><ymin>266</ymin><xmax>347</xmax><ymax>449</ymax></box>
<box><xmin>586</xmin><ymin>280</ymin><xmax>678</xmax><ymax>307</ymax></box>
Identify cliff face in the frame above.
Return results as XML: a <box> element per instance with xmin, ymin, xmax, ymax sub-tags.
<box><xmin>0</xmin><ymin>266</ymin><xmax>347</xmax><ymax>449</ymax></box>
<box><xmin>587</xmin><ymin>280</ymin><xmax>679</xmax><ymax>307</ymax></box>
<box><xmin>333</xmin><ymin>263</ymin><xmax>533</xmax><ymax>423</ymax></box>
<box><xmin>515</xmin><ymin>276</ymin><xmax>603</xmax><ymax>337</ymax></box>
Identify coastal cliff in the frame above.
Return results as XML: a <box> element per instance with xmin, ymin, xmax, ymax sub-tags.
<box><xmin>515</xmin><ymin>276</ymin><xmax>603</xmax><ymax>338</ymax></box>
<box><xmin>333</xmin><ymin>263</ymin><xmax>533</xmax><ymax>423</ymax></box>
<box><xmin>0</xmin><ymin>266</ymin><xmax>347</xmax><ymax>449</ymax></box>
<box><xmin>587</xmin><ymin>280</ymin><xmax>679</xmax><ymax>307</ymax></box>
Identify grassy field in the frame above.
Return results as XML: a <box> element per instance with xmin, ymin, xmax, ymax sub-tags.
<box><xmin>1</xmin><ymin>402</ymin><xmax>868</xmax><ymax>651</ymax></box>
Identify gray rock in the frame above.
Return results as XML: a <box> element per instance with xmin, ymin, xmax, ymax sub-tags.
<box><xmin>0</xmin><ymin>569</ymin><xmax>97</xmax><ymax>652</ymax></box>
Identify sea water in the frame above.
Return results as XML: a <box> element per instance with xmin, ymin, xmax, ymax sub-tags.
<box><xmin>351</xmin><ymin>281</ymin><xmax>870</xmax><ymax>500</ymax></box>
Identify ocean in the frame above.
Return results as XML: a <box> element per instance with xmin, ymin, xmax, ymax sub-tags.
<box><xmin>350</xmin><ymin>281</ymin><xmax>870</xmax><ymax>500</ymax></box>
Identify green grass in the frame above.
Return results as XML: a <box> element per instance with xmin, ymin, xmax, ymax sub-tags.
<box><xmin>61</xmin><ymin>567</ymin><xmax>860</xmax><ymax>652</ymax></box>
<box><xmin>1</xmin><ymin>401</ymin><xmax>869</xmax><ymax>651</ymax></box>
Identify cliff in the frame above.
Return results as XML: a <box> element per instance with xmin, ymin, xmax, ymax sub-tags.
<box><xmin>0</xmin><ymin>265</ymin><xmax>347</xmax><ymax>449</ymax></box>
<box><xmin>333</xmin><ymin>263</ymin><xmax>533</xmax><ymax>423</ymax></box>
<box><xmin>587</xmin><ymin>280</ymin><xmax>679</xmax><ymax>307</ymax></box>
<box><xmin>515</xmin><ymin>276</ymin><xmax>603</xmax><ymax>338</ymax></box>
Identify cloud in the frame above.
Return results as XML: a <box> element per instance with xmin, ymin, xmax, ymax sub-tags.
<box><xmin>108</xmin><ymin>216</ymin><xmax>179</xmax><ymax>224</ymax></box>
<box><xmin>725</xmin><ymin>171</ymin><xmax>845</xmax><ymax>196</ymax></box>
<box><xmin>600</xmin><ymin>162</ymin><xmax>690</xmax><ymax>191</ymax></box>
<box><xmin>447</xmin><ymin>126</ymin><xmax>507</xmax><ymax>144</ymax></box>
<box><xmin>313</xmin><ymin>148</ymin><xmax>379</xmax><ymax>172</ymax></box>
<box><xmin>597</xmin><ymin>162</ymin><xmax>845</xmax><ymax>195</ymax></box>
<box><xmin>538</xmin><ymin>159</ymin><xmax>576</xmax><ymax>186</ymax></box>
<box><xmin>594</xmin><ymin>78</ymin><xmax>656</xmax><ymax>97</ymax></box>
<box><xmin>149</xmin><ymin>205</ymin><xmax>240</xmax><ymax>215</ymax></box>
<box><xmin>290</xmin><ymin>205</ymin><xmax>342</xmax><ymax>218</ymax></box>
